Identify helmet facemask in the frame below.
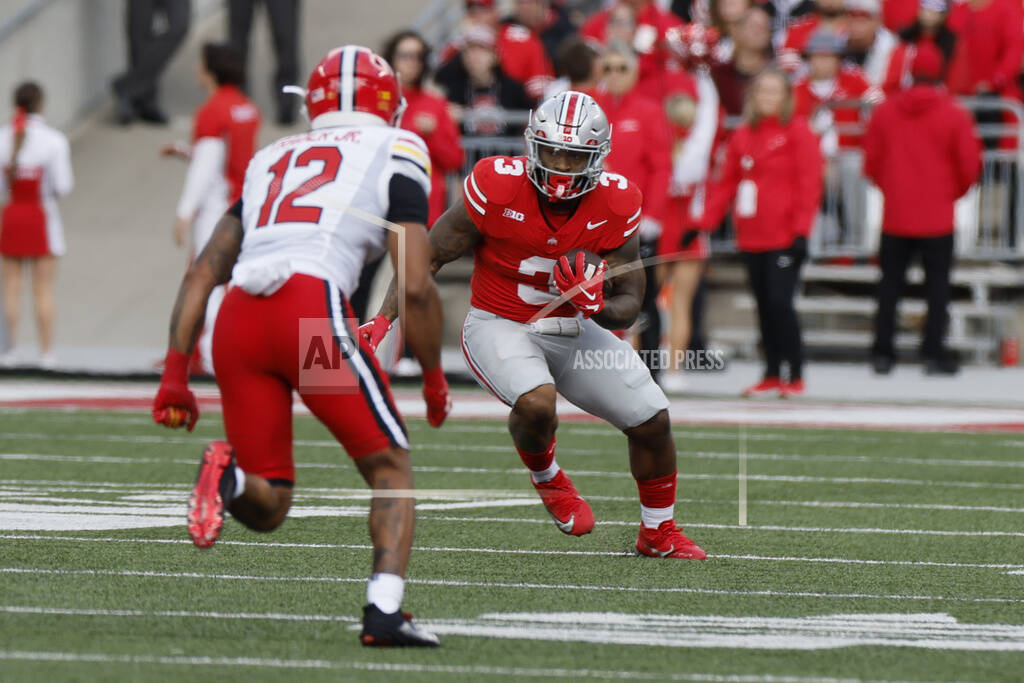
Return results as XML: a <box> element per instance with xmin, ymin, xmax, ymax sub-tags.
<box><xmin>525</xmin><ymin>130</ymin><xmax>609</xmax><ymax>202</ymax></box>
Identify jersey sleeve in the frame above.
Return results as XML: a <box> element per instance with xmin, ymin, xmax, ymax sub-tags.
<box><xmin>594</xmin><ymin>174</ymin><xmax>644</xmax><ymax>252</ymax></box>
<box><xmin>386</xmin><ymin>131</ymin><xmax>432</xmax><ymax>198</ymax></box>
<box><xmin>461</xmin><ymin>158</ymin><xmax>493</xmax><ymax>230</ymax></box>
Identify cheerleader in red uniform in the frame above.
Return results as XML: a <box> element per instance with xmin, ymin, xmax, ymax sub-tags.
<box><xmin>0</xmin><ymin>82</ymin><xmax>73</xmax><ymax>368</ymax></box>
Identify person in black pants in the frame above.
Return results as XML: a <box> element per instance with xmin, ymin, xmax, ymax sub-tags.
<box><xmin>112</xmin><ymin>0</ymin><xmax>191</xmax><ymax>125</ymax></box>
<box><xmin>743</xmin><ymin>242</ymin><xmax>807</xmax><ymax>389</ymax></box>
<box><xmin>872</xmin><ymin>234</ymin><xmax>954</xmax><ymax>373</ymax></box>
<box><xmin>863</xmin><ymin>43</ymin><xmax>981</xmax><ymax>375</ymax></box>
<box><xmin>228</xmin><ymin>0</ymin><xmax>301</xmax><ymax>125</ymax></box>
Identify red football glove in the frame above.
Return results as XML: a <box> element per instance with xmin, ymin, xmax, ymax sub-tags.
<box><xmin>422</xmin><ymin>366</ymin><xmax>451</xmax><ymax>428</ymax></box>
<box><xmin>153</xmin><ymin>349</ymin><xmax>199</xmax><ymax>431</ymax></box>
<box><xmin>553</xmin><ymin>251</ymin><xmax>606</xmax><ymax>317</ymax></box>
<box><xmin>358</xmin><ymin>314</ymin><xmax>392</xmax><ymax>352</ymax></box>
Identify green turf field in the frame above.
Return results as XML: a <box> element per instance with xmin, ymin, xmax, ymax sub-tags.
<box><xmin>1</xmin><ymin>408</ymin><xmax>1022</xmax><ymax>681</ymax></box>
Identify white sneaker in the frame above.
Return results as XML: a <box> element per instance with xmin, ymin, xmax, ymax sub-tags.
<box><xmin>660</xmin><ymin>371</ymin><xmax>688</xmax><ymax>394</ymax></box>
<box><xmin>38</xmin><ymin>352</ymin><xmax>58</xmax><ymax>370</ymax></box>
<box><xmin>0</xmin><ymin>347</ymin><xmax>21</xmax><ymax>368</ymax></box>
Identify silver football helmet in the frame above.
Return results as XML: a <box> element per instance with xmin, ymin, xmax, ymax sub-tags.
<box><xmin>524</xmin><ymin>91</ymin><xmax>612</xmax><ymax>201</ymax></box>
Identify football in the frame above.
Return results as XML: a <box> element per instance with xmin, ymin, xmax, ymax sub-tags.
<box><xmin>559</xmin><ymin>248</ymin><xmax>604</xmax><ymax>281</ymax></box>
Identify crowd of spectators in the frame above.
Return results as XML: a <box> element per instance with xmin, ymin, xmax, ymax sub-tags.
<box><xmin>387</xmin><ymin>0</ymin><xmax>1012</xmax><ymax>387</ymax></box>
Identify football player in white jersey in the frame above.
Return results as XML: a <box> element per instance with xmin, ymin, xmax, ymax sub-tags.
<box><xmin>152</xmin><ymin>46</ymin><xmax>449</xmax><ymax>647</ymax></box>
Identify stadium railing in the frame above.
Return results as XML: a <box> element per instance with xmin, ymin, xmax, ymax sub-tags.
<box><xmin>441</xmin><ymin>98</ymin><xmax>1024</xmax><ymax>263</ymax></box>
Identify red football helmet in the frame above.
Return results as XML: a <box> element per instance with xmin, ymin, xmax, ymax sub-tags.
<box><xmin>304</xmin><ymin>45</ymin><xmax>405</xmax><ymax>125</ymax></box>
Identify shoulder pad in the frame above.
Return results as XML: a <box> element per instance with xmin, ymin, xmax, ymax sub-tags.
<box><xmin>597</xmin><ymin>172</ymin><xmax>643</xmax><ymax>220</ymax></box>
<box><xmin>469</xmin><ymin>156</ymin><xmax>530</xmax><ymax>207</ymax></box>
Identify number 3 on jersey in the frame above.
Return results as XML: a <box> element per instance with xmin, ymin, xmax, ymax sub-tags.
<box><xmin>256</xmin><ymin>146</ymin><xmax>343</xmax><ymax>228</ymax></box>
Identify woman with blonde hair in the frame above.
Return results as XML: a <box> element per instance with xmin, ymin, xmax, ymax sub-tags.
<box><xmin>0</xmin><ymin>82</ymin><xmax>73</xmax><ymax>368</ymax></box>
<box><xmin>687</xmin><ymin>68</ymin><xmax>823</xmax><ymax>397</ymax></box>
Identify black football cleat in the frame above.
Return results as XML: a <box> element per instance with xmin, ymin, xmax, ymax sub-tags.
<box><xmin>360</xmin><ymin>604</ymin><xmax>441</xmax><ymax>647</ymax></box>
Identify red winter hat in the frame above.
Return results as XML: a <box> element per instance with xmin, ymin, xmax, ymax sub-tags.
<box><xmin>911</xmin><ymin>41</ymin><xmax>944</xmax><ymax>81</ymax></box>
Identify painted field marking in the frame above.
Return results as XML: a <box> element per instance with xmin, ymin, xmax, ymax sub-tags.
<box><xmin>422</xmin><ymin>612</ymin><xmax>1024</xmax><ymax>652</ymax></box>
<box><xmin>2</xmin><ymin>567</ymin><xmax>1020</xmax><ymax>604</ymax></box>
<box><xmin>738</xmin><ymin>425</ymin><xmax>747</xmax><ymax>526</ymax></box>
<box><xmin>0</xmin><ymin>650</ymin><xmax>881</xmax><ymax>682</ymax></box>
<box><xmin>1</xmin><ymin>534</ymin><xmax>1020</xmax><ymax>570</ymax></box>
<box><xmin>0</xmin><ymin>605</ymin><xmax>359</xmax><ymax>623</ymax></box>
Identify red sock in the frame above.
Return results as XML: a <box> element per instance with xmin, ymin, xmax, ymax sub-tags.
<box><xmin>516</xmin><ymin>438</ymin><xmax>557</xmax><ymax>482</ymax></box>
<box><xmin>637</xmin><ymin>471</ymin><xmax>676</xmax><ymax>528</ymax></box>
<box><xmin>637</xmin><ymin>471</ymin><xmax>676</xmax><ymax>508</ymax></box>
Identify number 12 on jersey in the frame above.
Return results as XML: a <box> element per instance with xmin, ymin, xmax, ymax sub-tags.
<box><xmin>256</xmin><ymin>146</ymin><xmax>343</xmax><ymax>228</ymax></box>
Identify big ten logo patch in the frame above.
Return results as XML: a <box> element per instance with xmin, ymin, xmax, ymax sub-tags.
<box><xmin>298</xmin><ymin>318</ymin><xmax>360</xmax><ymax>394</ymax></box>
<box><xmin>502</xmin><ymin>207</ymin><xmax>525</xmax><ymax>222</ymax></box>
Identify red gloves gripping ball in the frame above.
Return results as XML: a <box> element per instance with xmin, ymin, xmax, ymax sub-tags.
<box><xmin>153</xmin><ymin>349</ymin><xmax>199</xmax><ymax>431</ymax></box>
<box><xmin>553</xmin><ymin>251</ymin><xmax>607</xmax><ymax>317</ymax></box>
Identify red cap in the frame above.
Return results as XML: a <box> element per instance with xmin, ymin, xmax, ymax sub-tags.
<box><xmin>911</xmin><ymin>41</ymin><xmax>944</xmax><ymax>81</ymax></box>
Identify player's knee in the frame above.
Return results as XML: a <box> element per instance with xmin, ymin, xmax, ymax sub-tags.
<box><xmin>510</xmin><ymin>388</ymin><xmax>557</xmax><ymax>432</ymax></box>
<box><xmin>230</xmin><ymin>486</ymin><xmax>292</xmax><ymax>532</ymax></box>
<box><xmin>624</xmin><ymin>409</ymin><xmax>671</xmax><ymax>445</ymax></box>
<box><xmin>356</xmin><ymin>447</ymin><xmax>413</xmax><ymax>489</ymax></box>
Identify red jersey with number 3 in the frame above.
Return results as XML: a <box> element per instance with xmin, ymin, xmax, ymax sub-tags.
<box><xmin>462</xmin><ymin>155</ymin><xmax>643</xmax><ymax>323</ymax></box>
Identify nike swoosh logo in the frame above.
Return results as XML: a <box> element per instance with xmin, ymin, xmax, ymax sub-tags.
<box><xmin>642</xmin><ymin>542</ymin><xmax>674</xmax><ymax>558</ymax></box>
<box><xmin>579</xmin><ymin>287</ymin><xmax>597</xmax><ymax>301</ymax></box>
<box><xmin>622</xmin><ymin>224</ymin><xmax>640</xmax><ymax>237</ymax></box>
<box><xmin>586</xmin><ymin>219</ymin><xmax>608</xmax><ymax>230</ymax></box>
<box><xmin>554</xmin><ymin>513</ymin><xmax>575</xmax><ymax>533</ymax></box>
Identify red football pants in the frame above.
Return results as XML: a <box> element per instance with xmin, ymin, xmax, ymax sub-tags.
<box><xmin>213</xmin><ymin>273</ymin><xmax>408</xmax><ymax>483</ymax></box>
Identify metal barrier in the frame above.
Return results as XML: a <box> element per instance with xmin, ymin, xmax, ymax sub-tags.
<box><xmin>439</xmin><ymin>98</ymin><xmax>1024</xmax><ymax>261</ymax></box>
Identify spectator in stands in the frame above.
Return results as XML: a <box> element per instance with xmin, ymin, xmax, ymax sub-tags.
<box><xmin>946</xmin><ymin>0</ymin><xmax>1023</xmax><ymax>151</ymax></box>
<box><xmin>228</xmin><ymin>0</ymin><xmax>302</xmax><ymax>125</ymax></box>
<box><xmin>658</xmin><ymin>69</ymin><xmax>721</xmax><ymax>393</ymax></box>
<box><xmin>0</xmin><ymin>82</ymin><xmax>73</xmax><ymax>368</ymax></box>
<box><xmin>443</xmin><ymin>0</ymin><xmax>555</xmax><ymax>100</ymax></box>
<box><xmin>436</xmin><ymin>26</ymin><xmax>535</xmax><ymax>136</ymax></box>
<box><xmin>864</xmin><ymin>43</ymin><xmax>981</xmax><ymax>375</ymax></box>
<box><xmin>707</xmin><ymin>0</ymin><xmax>754</xmax><ymax>63</ymax></box>
<box><xmin>882</xmin><ymin>0</ymin><xmax>956</xmax><ymax>95</ymax></box>
<box><xmin>505</xmin><ymin>0</ymin><xmax>577</xmax><ymax>65</ymax></box>
<box><xmin>582</xmin><ymin>0</ymin><xmax>685</xmax><ymax>96</ymax></box>
<box><xmin>709</xmin><ymin>6</ymin><xmax>774</xmax><ymax>116</ymax></box>
<box><xmin>161</xmin><ymin>44</ymin><xmax>260</xmax><ymax>374</ymax></box>
<box><xmin>544</xmin><ymin>38</ymin><xmax>601</xmax><ymax>99</ymax></box>
<box><xmin>594</xmin><ymin>42</ymin><xmax>673</xmax><ymax>380</ymax></box>
<box><xmin>112</xmin><ymin>0</ymin><xmax>191</xmax><ymax>125</ymax></box>
<box><xmin>383</xmin><ymin>31</ymin><xmax>465</xmax><ymax>227</ymax></box>
<box><xmin>778</xmin><ymin>0</ymin><xmax>848</xmax><ymax>73</ymax></box>
<box><xmin>844</xmin><ymin>0</ymin><xmax>898</xmax><ymax>87</ymax></box>
<box><xmin>690</xmin><ymin>68</ymin><xmax>823</xmax><ymax>397</ymax></box>
<box><xmin>882</xmin><ymin>0</ymin><xmax>921</xmax><ymax>32</ymax></box>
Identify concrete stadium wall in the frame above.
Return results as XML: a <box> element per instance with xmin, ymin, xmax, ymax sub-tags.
<box><xmin>0</xmin><ymin>0</ymin><xmax>219</xmax><ymax>130</ymax></box>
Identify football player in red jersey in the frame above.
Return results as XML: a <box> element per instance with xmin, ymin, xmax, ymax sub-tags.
<box><xmin>365</xmin><ymin>91</ymin><xmax>706</xmax><ymax>560</ymax></box>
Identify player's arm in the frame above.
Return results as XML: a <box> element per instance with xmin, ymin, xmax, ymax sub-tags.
<box><xmin>154</xmin><ymin>203</ymin><xmax>243</xmax><ymax>431</ymax></box>
<box><xmin>375</xmin><ymin>200</ymin><xmax>482</xmax><ymax>322</ymax></box>
<box><xmin>168</xmin><ymin>209</ymin><xmax>243</xmax><ymax>353</ymax></box>
<box><xmin>591</xmin><ymin>234</ymin><xmax>645</xmax><ymax>330</ymax></box>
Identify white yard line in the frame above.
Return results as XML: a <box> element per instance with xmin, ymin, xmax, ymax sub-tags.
<box><xmin>1</xmin><ymin>567</ymin><xmax>1019</xmax><ymax>604</ymax></box>
<box><xmin>0</xmin><ymin>650</ymin><xmax>882</xmax><ymax>682</ymax></box>
<box><xmin>1</xmin><ymin>534</ymin><xmax>1020</xmax><ymax>570</ymax></box>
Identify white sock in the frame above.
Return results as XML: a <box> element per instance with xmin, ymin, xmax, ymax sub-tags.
<box><xmin>529</xmin><ymin>460</ymin><xmax>561</xmax><ymax>484</ymax></box>
<box><xmin>366</xmin><ymin>572</ymin><xmax>405</xmax><ymax>614</ymax></box>
<box><xmin>641</xmin><ymin>504</ymin><xmax>674</xmax><ymax>529</ymax></box>
<box><xmin>232</xmin><ymin>466</ymin><xmax>246</xmax><ymax>500</ymax></box>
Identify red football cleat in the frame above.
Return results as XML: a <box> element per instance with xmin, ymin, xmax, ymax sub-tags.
<box><xmin>532</xmin><ymin>470</ymin><xmax>594</xmax><ymax>536</ymax></box>
<box><xmin>742</xmin><ymin>376</ymin><xmax>783</xmax><ymax>397</ymax></box>
<box><xmin>636</xmin><ymin>520</ymin><xmax>707</xmax><ymax>560</ymax></box>
<box><xmin>780</xmin><ymin>378</ymin><xmax>805</xmax><ymax>397</ymax></box>
<box><xmin>187</xmin><ymin>441</ymin><xmax>235</xmax><ymax>549</ymax></box>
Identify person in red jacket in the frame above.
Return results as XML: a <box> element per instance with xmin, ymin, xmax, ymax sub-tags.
<box><xmin>882</xmin><ymin>0</ymin><xmax>957</xmax><ymax>96</ymax></box>
<box><xmin>689</xmin><ymin>68</ymin><xmax>823</xmax><ymax>397</ymax></box>
<box><xmin>383</xmin><ymin>31</ymin><xmax>465</xmax><ymax>226</ymax></box>
<box><xmin>593</xmin><ymin>42</ymin><xmax>674</xmax><ymax>375</ymax></box>
<box><xmin>582</xmin><ymin>0</ymin><xmax>685</xmax><ymax>96</ymax></box>
<box><xmin>946</xmin><ymin>0</ymin><xmax>1023</xmax><ymax>102</ymax></box>
<box><xmin>863</xmin><ymin>42</ymin><xmax>981</xmax><ymax>375</ymax></box>
<box><xmin>778</xmin><ymin>0</ymin><xmax>849</xmax><ymax>74</ymax></box>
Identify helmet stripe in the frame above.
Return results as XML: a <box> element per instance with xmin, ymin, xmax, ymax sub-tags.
<box><xmin>561</xmin><ymin>92</ymin><xmax>579</xmax><ymax>135</ymax></box>
<box><xmin>339</xmin><ymin>46</ymin><xmax>358</xmax><ymax>112</ymax></box>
